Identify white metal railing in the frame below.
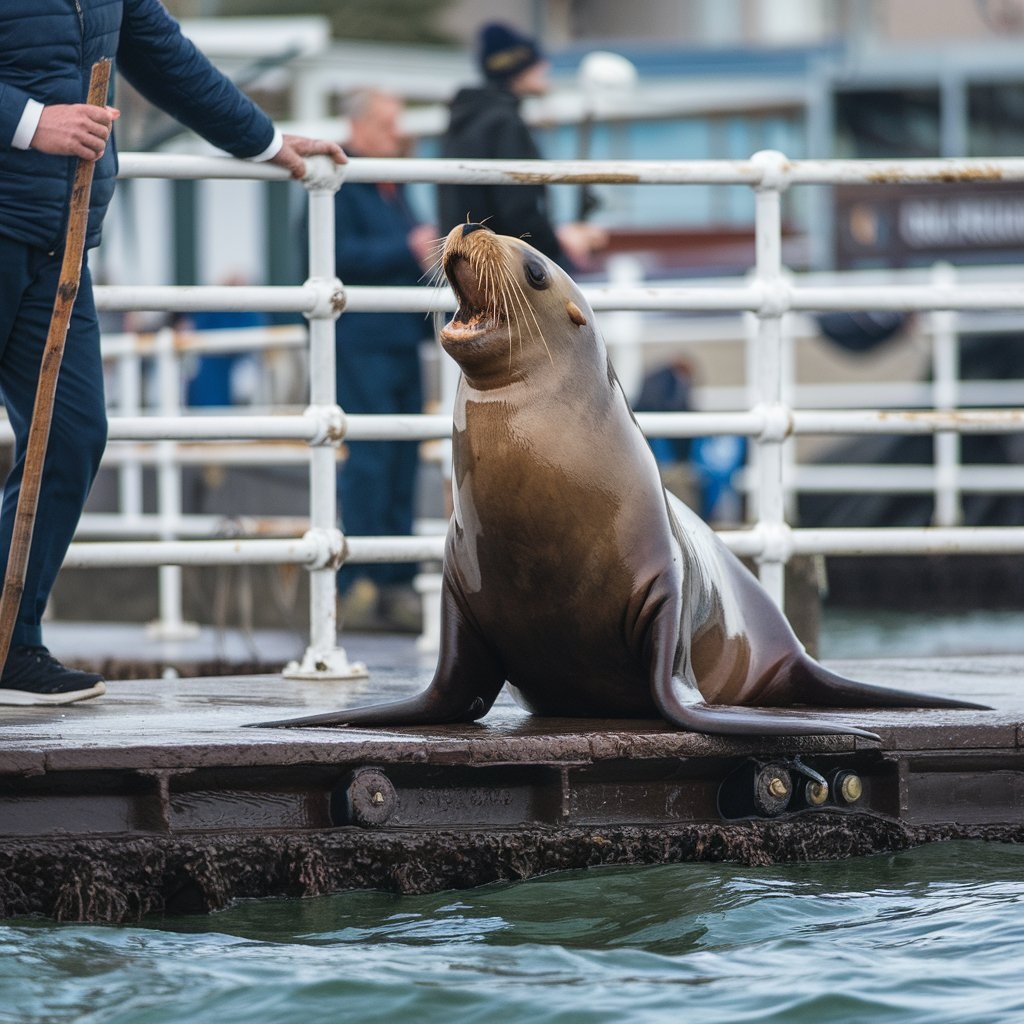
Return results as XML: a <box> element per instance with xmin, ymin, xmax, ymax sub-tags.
<box><xmin>39</xmin><ymin>149</ymin><xmax>1024</xmax><ymax>673</ymax></box>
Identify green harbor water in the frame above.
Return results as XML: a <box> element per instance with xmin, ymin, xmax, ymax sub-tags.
<box><xmin>3</xmin><ymin>844</ymin><xmax>1024</xmax><ymax>1024</ymax></box>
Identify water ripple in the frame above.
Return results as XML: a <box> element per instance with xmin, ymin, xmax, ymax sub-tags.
<box><xmin>3</xmin><ymin>842</ymin><xmax>1024</xmax><ymax>1023</ymax></box>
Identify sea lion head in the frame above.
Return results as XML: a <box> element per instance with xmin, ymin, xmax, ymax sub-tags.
<box><xmin>439</xmin><ymin>223</ymin><xmax>596</xmax><ymax>386</ymax></box>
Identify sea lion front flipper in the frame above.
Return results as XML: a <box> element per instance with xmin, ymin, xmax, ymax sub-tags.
<box><xmin>248</xmin><ymin>580</ymin><xmax>505</xmax><ymax>729</ymax></box>
<box><xmin>647</xmin><ymin>599</ymin><xmax>882</xmax><ymax>741</ymax></box>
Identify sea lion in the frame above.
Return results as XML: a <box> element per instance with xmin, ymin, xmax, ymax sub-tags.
<box><xmin>257</xmin><ymin>224</ymin><xmax>986</xmax><ymax>736</ymax></box>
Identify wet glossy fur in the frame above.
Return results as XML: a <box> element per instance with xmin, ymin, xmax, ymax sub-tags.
<box><xmin>255</xmin><ymin>227</ymin><xmax>986</xmax><ymax>735</ymax></box>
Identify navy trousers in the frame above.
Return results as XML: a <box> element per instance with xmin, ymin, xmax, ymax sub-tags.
<box><xmin>0</xmin><ymin>236</ymin><xmax>107</xmax><ymax>647</ymax></box>
<box><xmin>336</xmin><ymin>344</ymin><xmax>422</xmax><ymax>595</ymax></box>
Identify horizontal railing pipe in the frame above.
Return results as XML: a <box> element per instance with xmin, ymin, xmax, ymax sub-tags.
<box><xmin>62</xmin><ymin>534</ymin><xmax>337</xmax><ymax>569</ymax></box>
<box><xmin>788</xmin><ymin>526</ymin><xmax>1024</xmax><ymax>556</ymax></box>
<box><xmin>5</xmin><ymin>408</ymin><xmax>1024</xmax><ymax>447</ymax></box>
<box><xmin>93</xmin><ymin>283</ymin><xmax>1024</xmax><ymax>318</ymax></box>
<box><xmin>115</xmin><ymin>153</ymin><xmax>1024</xmax><ymax>187</ymax></box>
<box><xmin>95</xmin><ymin>284</ymin><xmax>329</xmax><ymax>315</ymax></box>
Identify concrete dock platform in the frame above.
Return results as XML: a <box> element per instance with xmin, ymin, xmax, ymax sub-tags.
<box><xmin>1</xmin><ymin>639</ymin><xmax>1022</xmax><ymax>923</ymax></box>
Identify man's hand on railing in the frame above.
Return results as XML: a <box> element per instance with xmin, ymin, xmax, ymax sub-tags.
<box><xmin>268</xmin><ymin>134</ymin><xmax>347</xmax><ymax>180</ymax></box>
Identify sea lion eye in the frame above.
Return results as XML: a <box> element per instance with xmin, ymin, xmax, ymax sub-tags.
<box><xmin>524</xmin><ymin>259</ymin><xmax>549</xmax><ymax>290</ymax></box>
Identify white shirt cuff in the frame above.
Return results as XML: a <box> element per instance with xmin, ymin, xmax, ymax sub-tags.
<box><xmin>247</xmin><ymin>127</ymin><xmax>284</xmax><ymax>163</ymax></box>
<box><xmin>12</xmin><ymin>99</ymin><xmax>44</xmax><ymax>150</ymax></box>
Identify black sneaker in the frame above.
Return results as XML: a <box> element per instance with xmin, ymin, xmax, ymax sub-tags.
<box><xmin>0</xmin><ymin>645</ymin><xmax>106</xmax><ymax>706</ymax></box>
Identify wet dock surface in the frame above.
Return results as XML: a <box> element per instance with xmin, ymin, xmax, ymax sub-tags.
<box><xmin>2</xmin><ymin>634</ymin><xmax>1022</xmax><ymax>923</ymax></box>
<box><xmin>4</xmin><ymin>637</ymin><xmax>1022</xmax><ymax>762</ymax></box>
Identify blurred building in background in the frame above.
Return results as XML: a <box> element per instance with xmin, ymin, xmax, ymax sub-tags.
<box><xmin>103</xmin><ymin>0</ymin><xmax>1024</xmax><ymax>288</ymax></box>
<box><xmin>72</xmin><ymin>0</ymin><xmax>1024</xmax><ymax>624</ymax></box>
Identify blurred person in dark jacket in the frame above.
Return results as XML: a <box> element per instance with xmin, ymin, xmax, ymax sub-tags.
<box><xmin>438</xmin><ymin>21</ymin><xmax>605</xmax><ymax>271</ymax></box>
<box><xmin>0</xmin><ymin>0</ymin><xmax>344</xmax><ymax>706</ymax></box>
<box><xmin>330</xmin><ymin>89</ymin><xmax>436</xmax><ymax>632</ymax></box>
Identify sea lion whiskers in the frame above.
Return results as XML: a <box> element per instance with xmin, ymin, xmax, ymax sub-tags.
<box><xmin>480</xmin><ymin>257</ymin><xmax>515</xmax><ymax>366</ymax></box>
<box><xmin>419</xmin><ymin>240</ymin><xmax>454</xmax><ymax>323</ymax></box>
<box><xmin>494</xmin><ymin>272</ymin><xmax>517</xmax><ymax>370</ymax></box>
<box><xmin>505</xmin><ymin>263</ymin><xmax>551</xmax><ymax>365</ymax></box>
<box><xmin>479</xmin><ymin>252</ymin><xmax>505</xmax><ymax>325</ymax></box>
<box><xmin>418</xmin><ymin>234</ymin><xmax>449</xmax><ymax>283</ymax></box>
<box><xmin>465</xmin><ymin>233</ymin><xmax>551</xmax><ymax>365</ymax></box>
<box><xmin>422</xmin><ymin>236</ymin><xmax>448</xmax><ymax>266</ymax></box>
<box><xmin>472</xmin><ymin>240</ymin><xmax>517</xmax><ymax>339</ymax></box>
<box><xmin>487</xmin><ymin>269</ymin><xmax>519</xmax><ymax>371</ymax></box>
<box><xmin>502</xmin><ymin>271</ymin><xmax>539</xmax><ymax>369</ymax></box>
<box><xmin>485</xmin><ymin>247</ymin><xmax>536</xmax><ymax>369</ymax></box>
<box><xmin>420</xmin><ymin>257</ymin><xmax>445</xmax><ymax>290</ymax></box>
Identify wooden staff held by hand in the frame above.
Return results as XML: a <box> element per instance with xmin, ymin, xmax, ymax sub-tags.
<box><xmin>0</xmin><ymin>58</ymin><xmax>113</xmax><ymax>672</ymax></box>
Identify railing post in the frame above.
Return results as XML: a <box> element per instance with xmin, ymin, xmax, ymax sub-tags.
<box><xmin>146</xmin><ymin>325</ymin><xmax>198</xmax><ymax>641</ymax></box>
<box><xmin>930</xmin><ymin>261</ymin><xmax>963</xmax><ymax>527</ymax></box>
<box><xmin>117</xmin><ymin>337</ymin><xmax>144</xmax><ymax>528</ymax></box>
<box><xmin>283</xmin><ymin>155</ymin><xmax>367</xmax><ymax>680</ymax></box>
<box><xmin>780</xmin><ymin>295</ymin><xmax>798</xmax><ymax>524</ymax></box>
<box><xmin>603</xmin><ymin>254</ymin><xmax>646</xmax><ymax>401</ymax></box>
<box><xmin>413</xmin><ymin>311</ymin><xmax>459</xmax><ymax>655</ymax></box>
<box><xmin>750</xmin><ymin>150</ymin><xmax>792</xmax><ymax>608</ymax></box>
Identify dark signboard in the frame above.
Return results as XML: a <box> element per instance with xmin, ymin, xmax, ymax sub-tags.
<box><xmin>833</xmin><ymin>182</ymin><xmax>1024</xmax><ymax>268</ymax></box>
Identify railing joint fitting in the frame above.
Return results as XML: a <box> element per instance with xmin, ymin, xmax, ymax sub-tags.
<box><xmin>303</xmin><ymin>527</ymin><xmax>347</xmax><ymax>570</ymax></box>
<box><xmin>301</xmin><ymin>154</ymin><xmax>347</xmax><ymax>193</ymax></box>
<box><xmin>303</xmin><ymin>404</ymin><xmax>346</xmax><ymax>445</ymax></box>
<box><xmin>753</xmin><ymin>403</ymin><xmax>794</xmax><ymax>443</ymax></box>
<box><xmin>303</xmin><ymin>276</ymin><xmax>346</xmax><ymax>320</ymax></box>
<box><xmin>754</xmin><ymin>522</ymin><xmax>794</xmax><ymax>565</ymax></box>
<box><xmin>755</xmin><ymin>278</ymin><xmax>791</xmax><ymax>318</ymax></box>
<box><xmin>751</xmin><ymin>149</ymin><xmax>792</xmax><ymax>193</ymax></box>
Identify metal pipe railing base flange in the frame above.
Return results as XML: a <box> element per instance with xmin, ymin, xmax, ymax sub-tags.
<box><xmin>282</xmin><ymin>645</ymin><xmax>369</xmax><ymax>681</ymax></box>
<box><xmin>144</xmin><ymin>617</ymin><xmax>200</xmax><ymax>643</ymax></box>
<box><xmin>281</xmin><ymin>526</ymin><xmax>368</xmax><ymax>680</ymax></box>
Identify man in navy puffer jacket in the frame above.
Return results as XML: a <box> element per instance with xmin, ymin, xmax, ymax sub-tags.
<box><xmin>0</xmin><ymin>0</ymin><xmax>345</xmax><ymax>705</ymax></box>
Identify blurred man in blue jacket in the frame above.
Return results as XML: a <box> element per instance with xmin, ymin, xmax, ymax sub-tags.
<box><xmin>0</xmin><ymin>0</ymin><xmax>345</xmax><ymax>705</ymax></box>
<box><xmin>331</xmin><ymin>89</ymin><xmax>436</xmax><ymax>632</ymax></box>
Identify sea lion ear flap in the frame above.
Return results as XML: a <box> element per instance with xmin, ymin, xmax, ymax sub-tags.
<box><xmin>566</xmin><ymin>301</ymin><xmax>587</xmax><ymax>327</ymax></box>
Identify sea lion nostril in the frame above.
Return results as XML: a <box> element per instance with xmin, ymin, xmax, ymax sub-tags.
<box><xmin>461</xmin><ymin>222</ymin><xmax>487</xmax><ymax>237</ymax></box>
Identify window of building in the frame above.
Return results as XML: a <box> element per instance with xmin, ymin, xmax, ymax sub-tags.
<box><xmin>968</xmin><ymin>81</ymin><xmax>1024</xmax><ymax>156</ymax></box>
<box><xmin>834</xmin><ymin>88</ymin><xmax>941</xmax><ymax>158</ymax></box>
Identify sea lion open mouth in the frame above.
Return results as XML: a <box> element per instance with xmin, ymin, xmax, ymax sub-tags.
<box><xmin>445</xmin><ymin>254</ymin><xmax>499</xmax><ymax>337</ymax></box>
<box><xmin>438</xmin><ymin>226</ymin><xmax>554</xmax><ymax>371</ymax></box>
<box><xmin>440</xmin><ymin>226</ymin><xmax>513</xmax><ymax>345</ymax></box>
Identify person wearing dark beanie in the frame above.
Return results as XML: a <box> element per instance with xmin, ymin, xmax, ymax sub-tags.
<box><xmin>437</xmin><ymin>22</ymin><xmax>605</xmax><ymax>270</ymax></box>
<box><xmin>478</xmin><ymin>22</ymin><xmax>543</xmax><ymax>83</ymax></box>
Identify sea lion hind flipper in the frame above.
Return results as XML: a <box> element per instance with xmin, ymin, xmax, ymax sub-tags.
<box><xmin>247</xmin><ymin>582</ymin><xmax>506</xmax><ymax>729</ymax></box>
<box><xmin>653</xmin><ymin>672</ymin><xmax>881</xmax><ymax>741</ymax></box>
<box><xmin>786</xmin><ymin>653</ymin><xmax>991</xmax><ymax>712</ymax></box>
<box><xmin>644</xmin><ymin>591</ymin><xmax>877</xmax><ymax>739</ymax></box>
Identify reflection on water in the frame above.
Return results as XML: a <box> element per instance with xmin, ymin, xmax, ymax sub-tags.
<box><xmin>3</xmin><ymin>843</ymin><xmax>1024</xmax><ymax>1024</ymax></box>
<box><xmin>820</xmin><ymin>607</ymin><xmax>1024</xmax><ymax>659</ymax></box>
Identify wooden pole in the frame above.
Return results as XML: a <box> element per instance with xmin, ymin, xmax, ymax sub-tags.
<box><xmin>0</xmin><ymin>58</ymin><xmax>112</xmax><ymax>670</ymax></box>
